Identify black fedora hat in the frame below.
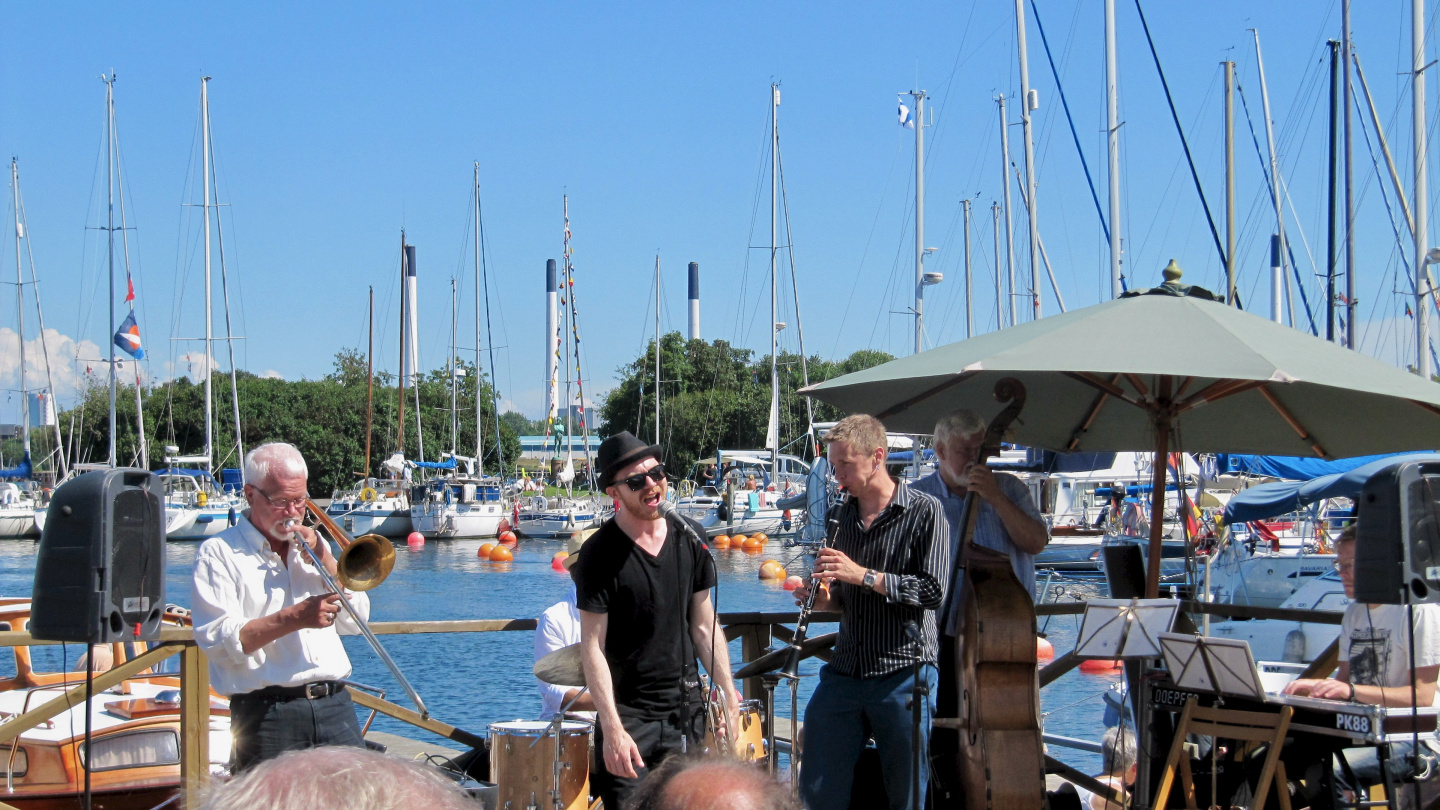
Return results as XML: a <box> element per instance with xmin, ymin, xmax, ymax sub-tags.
<box><xmin>596</xmin><ymin>431</ymin><xmax>663</xmax><ymax>490</ymax></box>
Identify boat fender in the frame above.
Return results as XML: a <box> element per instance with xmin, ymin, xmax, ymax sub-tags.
<box><xmin>197</xmin><ymin>491</ymin><xmax>208</xmax><ymax>507</ymax></box>
<box><xmin>360</xmin><ymin>487</ymin><xmax>378</xmax><ymax>503</ymax></box>
<box><xmin>444</xmin><ymin>488</ymin><xmax>453</xmax><ymax>506</ymax></box>
<box><xmin>228</xmin><ymin>507</ymin><xmax>238</xmax><ymax>526</ymax></box>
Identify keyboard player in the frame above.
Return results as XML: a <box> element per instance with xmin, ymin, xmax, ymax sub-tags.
<box><xmin>1282</xmin><ymin>527</ymin><xmax>1440</xmax><ymax>793</ymax></box>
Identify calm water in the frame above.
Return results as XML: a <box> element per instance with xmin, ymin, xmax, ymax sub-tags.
<box><xmin>0</xmin><ymin>537</ymin><xmax>1110</xmax><ymax>774</ymax></box>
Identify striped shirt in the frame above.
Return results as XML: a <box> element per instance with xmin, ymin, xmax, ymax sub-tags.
<box><xmin>911</xmin><ymin>470</ymin><xmax>1043</xmax><ymax>636</ymax></box>
<box><xmin>826</xmin><ymin>480</ymin><xmax>949</xmax><ymax>678</ymax></box>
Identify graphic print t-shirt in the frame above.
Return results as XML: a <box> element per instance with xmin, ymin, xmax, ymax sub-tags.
<box><xmin>1340</xmin><ymin>602</ymin><xmax>1440</xmax><ymax>703</ymax></box>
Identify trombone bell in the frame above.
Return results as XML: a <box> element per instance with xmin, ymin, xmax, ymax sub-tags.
<box><xmin>337</xmin><ymin>533</ymin><xmax>395</xmax><ymax>592</ymax></box>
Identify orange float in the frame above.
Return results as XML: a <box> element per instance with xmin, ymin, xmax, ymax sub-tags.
<box><xmin>499</xmin><ymin>530</ymin><xmax>518</xmax><ymax>545</ymax></box>
<box><xmin>712</xmin><ymin>535</ymin><xmax>731</xmax><ymax>549</ymax></box>
<box><xmin>478</xmin><ymin>542</ymin><xmax>497</xmax><ymax>559</ymax></box>
<box><xmin>741</xmin><ymin>535</ymin><xmax>766</xmax><ymax>551</ymax></box>
<box><xmin>1036</xmin><ymin>637</ymin><xmax>1055</xmax><ymax>660</ymax></box>
<box><xmin>759</xmin><ymin>560</ymin><xmax>786</xmax><ymax>580</ymax></box>
<box><xmin>782</xmin><ymin>575</ymin><xmax>803</xmax><ymax>591</ymax></box>
<box><xmin>752</xmin><ymin>532</ymin><xmax>769</xmax><ymax>543</ymax></box>
<box><xmin>497</xmin><ymin>518</ymin><xmax>513</xmax><ymax>534</ymax></box>
<box><xmin>1077</xmin><ymin>658</ymin><xmax>1124</xmax><ymax>674</ymax></box>
<box><xmin>406</xmin><ymin>532</ymin><xmax>425</xmax><ymax>547</ymax></box>
<box><xmin>489</xmin><ymin>545</ymin><xmax>515</xmax><ymax>562</ymax></box>
<box><xmin>551</xmin><ymin>551</ymin><xmax>569</xmax><ymax>571</ymax></box>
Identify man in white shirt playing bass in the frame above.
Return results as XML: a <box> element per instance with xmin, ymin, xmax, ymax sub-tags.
<box><xmin>191</xmin><ymin>442</ymin><xmax>369</xmax><ymax>772</ymax></box>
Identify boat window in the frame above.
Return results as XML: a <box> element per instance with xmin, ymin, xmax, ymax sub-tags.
<box><xmin>0</xmin><ymin>744</ymin><xmax>25</xmax><ymax>777</ymax></box>
<box><xmin>80</xmin><ymin>729</ymin><xmax>180</xmax><ymax>771</ymax></box>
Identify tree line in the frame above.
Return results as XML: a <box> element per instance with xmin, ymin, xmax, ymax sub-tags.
<box><xmin>598</xmin><ymin>333</ymin><xmax>892</xmax><ymax>476</ymax></box>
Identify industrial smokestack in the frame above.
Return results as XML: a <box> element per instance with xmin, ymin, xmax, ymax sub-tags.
<box><xmin>403</xmin><ymin>245</ymin><xmax>419</xmax><ymax>385</ymax></box>
<box><xmin>546</xmin><ymin>259</ymin><xmax>559</xmax><ymax>424</ymax></box>
<box><xmin>688</xmin><ymin>262</ymin><xmax>700</xmax><ymax>341</ymax></box>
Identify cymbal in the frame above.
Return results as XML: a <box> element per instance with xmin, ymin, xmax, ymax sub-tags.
<box><xmin>534</xmin><ymin>643</ymin><xmax>586</xmax><ymax>686</ymax></box>
<box><xmin>733</xmin><ymin>633</ymin><xmax>837</xmax><ymax>680</ymax></box>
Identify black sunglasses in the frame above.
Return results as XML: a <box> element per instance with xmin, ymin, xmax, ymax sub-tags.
<box><xmin>620</xmin><ymin>464</ymin><xmax>667</xmax><ymax>491</ymax></box>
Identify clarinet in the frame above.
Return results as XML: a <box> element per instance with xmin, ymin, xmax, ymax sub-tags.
<box><xmin>779</xmin><ymin>496</ymin><xmax>846</xmax><ymax>680</ymax></box>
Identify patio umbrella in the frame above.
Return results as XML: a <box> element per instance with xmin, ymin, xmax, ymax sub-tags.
<box><xmin>802</xmin><ymin>262</ymin><xmax>1440</xmax><ymax>596</ymax></box>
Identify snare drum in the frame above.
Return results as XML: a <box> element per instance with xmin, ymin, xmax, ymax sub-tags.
<box><xmin>705</xmin><ymin>699</ymin><xmax>767</xmax><ymax>761</ymax></box>
<box><xmin>489</xmin><ymin>720</ymin><xmax>592</xmax><ymax>810</ymax></box>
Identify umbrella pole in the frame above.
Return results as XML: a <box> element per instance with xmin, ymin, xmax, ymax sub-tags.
<box><xmin>1146</xmin><ymin>419</ymin><xmax>1170</xmax><ymax>599</ymax></box>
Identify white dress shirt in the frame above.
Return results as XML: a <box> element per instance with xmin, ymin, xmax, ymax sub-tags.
<box><xmin>191</xmin><ymin>512</ymin><xmax>369</xmax><ymax>696</ymax></box>
<box><xmin>534</xmin><ymin>585</ymin><xmax>594</xmax><ymax>720</ymax></box>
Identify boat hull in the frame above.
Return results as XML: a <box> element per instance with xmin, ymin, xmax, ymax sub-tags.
<box><xmin>411</xmin><ymin>501</ymin><xmax>506</xmax><ymax>538</ymax></box>
<box><xmin>165</xmin><ymin>505</ymin><xmax>240</xmax><ymax>541</ymax></box>
<box><xmin>327</xmin><ymin>502</ymin><xmax>413</xmax><ymax>537</ymax></box>
<box><xmin>516</xmin><ymin>510</ymin><xmax>600</xmax><ymax>538</ymax></box>
<box><xmin>0</xmin><ymin>508</ymin><xmax>39</xmax><ymax>538</ymax></box>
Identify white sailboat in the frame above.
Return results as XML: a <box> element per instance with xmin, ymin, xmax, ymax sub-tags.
<box><xmin>517</xmin><ymin>197</ymin><xmax>606</xmax><ymax>538</ymax></box>
<box><xmin>164</xmin><ymin>77</ymin><xmax>247</xmax><ymax>541</ymax></box>
<box><xmin>411</xmin><ymin>194</ymin><xmax>509</xmax><ymax>540</ymax></box>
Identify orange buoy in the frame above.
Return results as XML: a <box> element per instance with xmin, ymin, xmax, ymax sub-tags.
<box><xmin>489</xmin><ymin>545</ymin><xmax>514</xmax><ymax>562</ymax></box>
<box><xmin>407</xmin><ymin>531</ymin><xmax>425</xmax><ymax>546</ymax></box>
<box><xmin>1036</xmin><ymin>637</ymin><xmax>1055</xmax><ymax>660</ymax></box>
<box><xmin>497</xmin><ymin>518</ymin><xmax>512</xmax><ymax>534</ymax></box>
<box><xmin>782</xmin><ymin>575</ymin><xmax>803</xmax><ymax>591</ymax></box>
<box><xmin>712</xmin><ymin>535</ymin><xmax>731</xmax><ymax>549</ymax></box>
<box><xmin>742</xmin><ymin>535</ymin><xmax>765</xmax><ymax>551</ymax></box>
<box><xmin>759</xmin><ymin>560</ymin><xmax>786</xmax><ymax>580</ymax></box>
<box><xmin>478</xmin><ymin>542</ymin><xmax>497</xmax><ymax>559</ymax></box>
<box><xmin>752</xmin><ymin>532</ymin><xmax>769</xmax><ymax>544</ymax></box>
<box><xmin>499</xmin><ymin>530</ymin><xmax>518</xmax><ymax>545</ymax></box>
<box><xmin>1078</xmin><ymin>658</ymin><xmax>1124</xmax><ymax>674</ymax></box>
<box><xmin>551</xmin><ymin>551</ymin><xmax>569</xmax><ymax>571</ymax></box>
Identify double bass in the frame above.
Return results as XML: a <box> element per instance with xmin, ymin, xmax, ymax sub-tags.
<box><xmin>948</xmin><ymin>378</ymin><xmax>1045</xmax><ymax>809</ymax></box>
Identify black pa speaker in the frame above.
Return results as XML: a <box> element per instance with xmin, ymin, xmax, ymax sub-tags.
<box><xmin>30</xmin><ymin>468</ymin><xmax>165</xmax><ymax>642</ymax></box>
<box><xmin>1354</xmin><ymin>459</ymin><xmax>1440</xmax><ymax>605</ymax></box>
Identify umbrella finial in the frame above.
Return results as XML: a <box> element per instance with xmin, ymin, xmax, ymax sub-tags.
<box><xmin>1162</xmin><ymin>259</ymin><xmax>1183</xmax><ymax>283</ymax></box>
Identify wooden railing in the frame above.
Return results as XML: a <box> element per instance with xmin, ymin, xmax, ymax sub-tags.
<box><xmin>0</xmin><ymin>602</ymin><xmax>1345</xmax><ymax>810</ymax></box>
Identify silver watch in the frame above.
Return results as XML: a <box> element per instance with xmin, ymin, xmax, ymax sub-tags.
<box><xmin>862</xmin><ymin>569</ymin><xmax>878</xmax><ymax>591</ymax></box>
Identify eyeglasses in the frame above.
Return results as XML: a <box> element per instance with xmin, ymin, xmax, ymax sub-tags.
<box><xmin>1333</xmin><ymin>561</ymin><xmax>1355</xmax><ymax>572</ymax></box>
<box><xmin>254</xmin><ymin>487</ymin><xmax>308</xmax><ymax>512</ymax></box>
<box><xmin>620</xmin><ymin>465</ymin><xmax>667</xmax><ymax>492</ymax></box>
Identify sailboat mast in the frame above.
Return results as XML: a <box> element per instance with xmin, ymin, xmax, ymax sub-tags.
<box><xmin>1015</xmin><ymin>0</ymin><xmax>1041</xmax><ymax>319</ymax></box>
<box><xmin>480</xmin><ymin>164</ymin><xmax>492</xmax><ymax>466</ymax></box>
<box><xmin>397</xmin><ymin>232</ymin><xmax>407</xmax><ymax>455</ymax></box>
<box><xmin>1225</xmin><ymin>61</ymin><xmax>1237</xmax><ymax>307</ymax></box>
<box><xmin>201</xmin><ymin>77</ymin><xmax>214</xmax><ymax>472</ymax></box>
<box><xmin>12</xmin><ymin>161</ymin><xmax>28</xmax><ymax>460</ymax></box>
<box><xmin>998</xmin><ymin>95</ymin><xmax>1017</xmax><ymax>327</ymax></box>
<box><xmin>910</xmin><ymin>88</ymin><xmax>926</xmax><ymax>352</ymax></box>
<box><xmin>105</xmin><ymin>74</ymin><xmax>117</xmax><ymax>468</ymax></box>
<box><xmin>450</xmin><ymin>278</ymin><xmax>458</xmax><ymax>458</ymax></box>
<box><xmin>1104</xmin><ymin>0</ymin><xmax>1123</xmax><ymax>298</ymax></box>
<box><xmin>770</xmin><ymin>83</ymin><xmax>780</xmax><ymax>475</ymax></box>
<box><xmin>654</xmin><ymin>254</ymin><xmax>661</xmax><ymax>447</ymax></box>
<box><xmin>1251</xmin><ymin>29</ymin><xmax>1287</xmax><ymax>325</ymax></box>
<box><xmin>1342</xmin><ymin>0</ymin><xmax>1356</xmax><ymax>349</ymax></box>
<box><xmin>1414</xmin><ymin>0</ymin><xmax>1430</xmax><ymax>377</ymax></box>
<box><xmin>365</xmin><ymin>286</ymin><xmax>373</xmax><ymax>479</ymax></box>
<box><xmin>962</xmin><ymin>198</ymin><xmax>973</xmax><ymax>339</ymax></box>
<box><xmin>993</xmin><ymin>203</ymin><xmax>1002</xmax><ymax>330</ymax></box>
<box><xmin>563</xmin><ymin>196</ymin><xmax>573</xmax><ymax>496</ymax></box>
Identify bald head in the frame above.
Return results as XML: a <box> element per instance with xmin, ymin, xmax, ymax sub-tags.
<box><xmin>627</xmin><ymin>757</ymin><xmax>797</xmax><ymax>810</ymax></box>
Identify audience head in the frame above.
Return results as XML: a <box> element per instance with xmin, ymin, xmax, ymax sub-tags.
<box><xmin>202</xmin><ymin>746</ymin><xmax>479</xmax><ymax>810</ymax></box>
<box><xmin>1100</xmin><ymin>726</ymin><xmax>1138</xmax><ymax>784</ymax></box>
<box><xmin>625</xmin><ymin>756</ymin><xmax>799</xmax><ymax>810</ymax></box>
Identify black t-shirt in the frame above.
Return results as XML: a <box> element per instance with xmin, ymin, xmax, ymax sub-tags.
<box><xmin>572</xmin><ymin>513</ymin><xmax>717</xmax><ymax>718</ymax></box>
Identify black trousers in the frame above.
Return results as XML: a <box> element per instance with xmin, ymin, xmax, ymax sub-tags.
<box><xmin>228</xmin><ymin>686</ymin><xmax>365</xmax><ymax>772</ymax></box>
<box><xmin>592</xmin><ymin>704</ymin><xmax>705</xmax><ymax>810</ymax></box>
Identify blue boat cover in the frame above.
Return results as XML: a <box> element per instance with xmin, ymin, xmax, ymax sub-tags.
<box><xmin>412</xmin><ymin>458</ymin><xmax>458</xmax><ymax>470</ymax></box>
<box><xmin>1223</xmin><ymin>453</ymin><xmax>1440</xmax><ymax>523</ymax></box>
<box><xmin>886</xmin><ymin>449</ymin><xmax>936</xmax><ymax>463</ymax></box>
<box><xmin>1216</xmin><ymin>452</ymin><xmax>1428</xmax><ymax>480</ymax></box>
<box><xmin>0</xmin><ymin>452</ymin><xmax>32</xmax><ymax>480</ymax></box>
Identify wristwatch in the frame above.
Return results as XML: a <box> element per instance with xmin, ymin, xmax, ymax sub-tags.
<box><xmin>862</xmin><ymin>569</ymin><xmax>878</xmax><ymax>591</ymax></box>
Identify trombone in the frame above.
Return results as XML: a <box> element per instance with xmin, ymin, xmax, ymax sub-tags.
<box><xmin>286</xmin><ymin>500</ymin><xmax>429</xmax><ymax>719</ymax></box>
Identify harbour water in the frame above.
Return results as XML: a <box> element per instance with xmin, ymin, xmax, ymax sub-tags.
<box><xmin>0</xmin><ymin>536</ymin><xmax>1113</xmax><ymax>775</ymax></box>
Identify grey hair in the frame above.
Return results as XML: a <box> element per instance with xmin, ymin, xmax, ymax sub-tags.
<box><xmin>627</xmin><ymin>755</ymin><xmax>800</xmax><ymax>810</ymax></box>
<box><xmin>934</xmin><ymin>409</ymin><xmax>986</xmax><ymax>446</ymax></box>
<box><xmin>1100</xmin><ymin>726</ymin><xmax>1137</xmax><ymax>774</ymax></box>
<box><xmin>201</xmin><ymin>746</ymin><xmax>480</xmax><ymax>810</ymax></box>
<box><xmin>243</xmin><ymin>442</ymin><xmax>308</xmax><ymax>486</ymax></box>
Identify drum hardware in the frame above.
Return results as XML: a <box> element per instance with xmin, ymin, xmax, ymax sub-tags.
<box><xmin>489</xmin><ymin>720</ymin><xmax>592</xmax><ymax>810</ymax></box>
<box><xmin>761</xmin><ymin>673</ymin><xmax>781</xmax><ymax>774</ymax></box>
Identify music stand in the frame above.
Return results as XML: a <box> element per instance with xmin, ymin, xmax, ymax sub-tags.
<box><xmin>1074</xmin><ymin>598</ymin><xmax>1179</xmax><ymax>660</ymax></box>
<box><xmin>1157</xmin><ymin>633</ymin><xmax>1265</xmax><ymax>701</ymax></box>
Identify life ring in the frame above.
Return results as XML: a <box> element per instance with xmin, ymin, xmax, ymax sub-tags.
<box><xmin>360</xmin><ymin>487</ymin><xmax>378</xmax><ymax>503</ymax></box>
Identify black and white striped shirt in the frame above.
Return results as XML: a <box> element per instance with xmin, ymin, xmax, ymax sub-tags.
<box><xmin>826</xmin><ymin>480</ymin><xmax>949</xmax><ymax>678</ymax></box>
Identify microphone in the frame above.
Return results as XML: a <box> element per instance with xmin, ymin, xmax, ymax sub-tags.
<box><xmin>658</xmin><ymin>501</ymin><xmax>703</xmax><ymax>544</ymax></box>
<box><xmin>903</xmin><ymin>619</ymin><xmax>922</xmax><ymax>645</ymax></box>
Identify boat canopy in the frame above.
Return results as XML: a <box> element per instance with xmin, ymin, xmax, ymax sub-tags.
<box><xmin>0</xmin><ymin>452</ymin><xmax>32</xmax><ymax>480</ymax></box>
<box><xmin>156</xmin><ymin>467</ymin><xmax>219</xmax><ymax>484</ymax></box>
<box><xmin>412</xmin><ymin>458</ymin><xmax>459</xmax><ymax>470</ymax></box>
<box><xmin>1216</xmin><ymin>452</ymin><xmax>1431</xmax><ymax>480</ymax></box>
<box><xmin>1224</xmin><ymin>453</ymin><xmax>1440</xmax><ymax>523</ymax></box>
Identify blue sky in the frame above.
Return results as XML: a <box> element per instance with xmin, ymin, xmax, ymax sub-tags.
<box><xmin>0</xmin><ymin>1</ymin><xmax>1432</xmax><ymax>425</ymax></box>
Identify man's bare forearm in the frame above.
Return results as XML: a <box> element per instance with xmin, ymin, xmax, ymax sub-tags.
<box><xmin>238</xmin><ymin>610</ymin><xmax>297</xmax><ymax>655</ymax></box>
<box><xmin>579</xmin><ymin>612</ymin><xmax>624</xmax><ymax>734</ymax></box>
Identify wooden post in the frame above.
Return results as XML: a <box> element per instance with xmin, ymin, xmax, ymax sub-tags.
<box><xmin>180</xmin><ymin>644</ymin><xmax>210</xmax><ymax>810</ymax></box>
<box><xmin>740</xmin><ymin>624</ymin><xmax>772</xmax><ymax>702</ymax></box>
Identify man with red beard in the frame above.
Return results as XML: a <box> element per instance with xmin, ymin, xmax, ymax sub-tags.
<box><xmin>573</xmin><ymin>431</ymin><xmax>741</xmax><ymax>809</ymax></box>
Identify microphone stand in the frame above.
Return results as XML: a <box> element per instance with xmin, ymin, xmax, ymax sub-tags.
<box><xmin>904</xmin><ymin>619</ymin><xmax>928</xmax><ymax>810</ymax></box>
